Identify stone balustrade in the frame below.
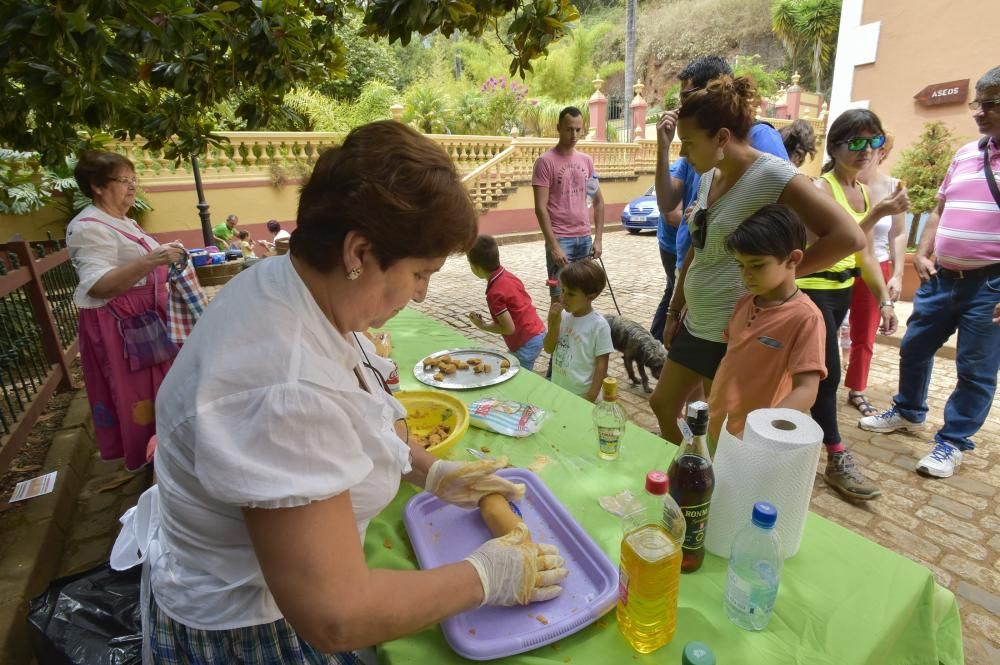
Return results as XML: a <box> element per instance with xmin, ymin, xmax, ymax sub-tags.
<box><xmin>459</xmin><ymin>137</ymin><xmax>678</xmax><ymax>212</ymax></box>
<box><xmin>113</xmin><ymin>132</ymin><xmax>343</xmax><ymax>180</ymax></box>
<box><xmin>112</xmin><ymin>132</ymin><xmax>518</xmax><ymax>181</ymax></box>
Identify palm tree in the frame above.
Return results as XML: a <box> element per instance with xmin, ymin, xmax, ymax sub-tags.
<box><xmin>624</xmin><ymin>0</ymin><xmax>636</xmax><ymax>138</ymax></box>
<box><xmin>795</xmin><ymin>0</ymin><xmax>841</xmax><ymax>92</ymax></box>
<box><xmin>771</xmin><ymin>0</ymin><xmax>803</xmax><ymax>69</ymax></box>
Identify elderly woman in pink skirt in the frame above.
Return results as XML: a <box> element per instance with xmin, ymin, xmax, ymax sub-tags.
<box><xmin>66</xmin><ymin>150</ymin><xmax>185</xmax><ymax>471</ymax></box>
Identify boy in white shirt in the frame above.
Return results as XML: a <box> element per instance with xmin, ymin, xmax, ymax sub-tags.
<box><xmin>543</xmin><ymin>259</ymin><xmax>614</xmax><ymax>402</ymax></box>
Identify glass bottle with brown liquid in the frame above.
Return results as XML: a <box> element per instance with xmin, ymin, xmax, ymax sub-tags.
<box><xmin>667</xmin><ymin>401</ymin><xmax>715</xmax><ymax>573</ymax></box>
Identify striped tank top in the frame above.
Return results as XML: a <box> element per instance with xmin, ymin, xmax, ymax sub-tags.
<box><xmin>683</xmin><ymin>154</ymin><xmax>798</xmax><ymax>343</ymax></box>
<box><xmin>797</xmin><ymin>171</ymin><xmax>869</xmax><ymax>291</ymax></box>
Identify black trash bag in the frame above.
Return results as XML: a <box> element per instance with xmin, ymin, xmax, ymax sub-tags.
<box><xmin>27</xmin><ymin>563</ymin><xmax>142</xmax><ymax>665</ymax></box>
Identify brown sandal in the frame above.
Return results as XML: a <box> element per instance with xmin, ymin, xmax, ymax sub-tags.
<box><xmin>847</xmin><ymin>392</ymin><xmax>878</xmax><ymax>417</ymax></box>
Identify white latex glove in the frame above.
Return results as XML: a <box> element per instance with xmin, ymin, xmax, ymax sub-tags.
<box><xmin>465</xmin><ymin>523</ymin><xmax>568</xmax><ymax>606</ymax></box>
<box><xmin>426</xmin><ymin>458</ymin><xmax>525</xmax><ymax>509</ymax></box>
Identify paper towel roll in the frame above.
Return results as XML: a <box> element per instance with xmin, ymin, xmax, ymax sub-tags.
<box><xmin>704</xmin><ymin>408</ymin><xmax>823</xmax><ymax>561</ymax></box>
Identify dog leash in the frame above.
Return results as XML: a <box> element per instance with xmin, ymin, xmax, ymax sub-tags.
<box><xmin>597</xmin><ymin>256</ymin><xmax>623</xmax><ymax>317</ymax></box>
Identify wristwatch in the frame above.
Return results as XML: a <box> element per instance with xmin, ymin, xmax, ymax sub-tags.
<box><xmin>879</xmin><ymin>300</ymin><xmax>895</xmax><ymax>309</ymax></box>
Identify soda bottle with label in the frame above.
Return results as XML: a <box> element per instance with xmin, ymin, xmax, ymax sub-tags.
<box><xmin>667</xmin><ymin>401</ymin><xmax>715</xmax><ymax>573</ymax></box>
<box><xmin>616</xmin><ymin>471</ymin><xmax>685</xmax><ymax>653</ymax></box>
<box><xmin>681</xmin><ymin>641</ymin><xmax>716</xmax><ymax>665</ymax></box>
<box><xmin>386</xmin><ymin>359</ymin><xmax>401</xmax><ymax>393</ymax></box>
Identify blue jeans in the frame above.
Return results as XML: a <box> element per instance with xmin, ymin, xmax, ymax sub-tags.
<box><xmin>649</xmin><ymin>247</ymin><xmax>678</xmax><ymax>341</ymax></box>
<box><xmin>894</xmin><ymin>273</ymin><xmax>1000</xmax><ymax>451</ymax></box>
<box><xmin>545</xmin><ymin>235</ymin><xmax>593</xmax><ymax>298</ymax></box>
<box><xmin>513</xmin><ymin>332</ymin><xmax>545</xmax><ymax>371</ymax></box>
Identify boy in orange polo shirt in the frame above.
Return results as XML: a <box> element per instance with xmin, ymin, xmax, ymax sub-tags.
<box><xmin>708</xmin><ymin>204</ymin><xmax>827</xmax><ymax>447</ymax></box>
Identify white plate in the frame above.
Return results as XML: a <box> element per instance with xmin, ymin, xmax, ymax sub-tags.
<box><xmin>413</xmin><ymin>348</ymin><xmax>520</xmax><ymax>390</ymax></box>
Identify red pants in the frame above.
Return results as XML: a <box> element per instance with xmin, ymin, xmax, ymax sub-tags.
<box><xmin>844</xmin><ymin>260</ymin><xmax>891</xmax><ymax>392</ymax></box>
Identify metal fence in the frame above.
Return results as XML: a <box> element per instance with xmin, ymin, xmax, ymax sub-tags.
<box><xmin>605</xmin><ymin>91</ymin><xmax>633</xmax><ymax>143</ymax></box>
<box><xmin>0</xmin><ymin>239</ymin><xmax>79</xmax><ymax>474</ymax></box>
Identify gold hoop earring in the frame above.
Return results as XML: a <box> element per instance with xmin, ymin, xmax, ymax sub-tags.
<box><xmin>347</xmin><ymin>267</ymin><xmax>362</xmax><ymax>280</ymax></box>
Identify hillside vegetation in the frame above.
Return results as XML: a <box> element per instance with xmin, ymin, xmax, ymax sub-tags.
<box><xmin>635</xmin><ymin>0</ymin><xmax>787</xmax><ymax>103</ymax></box>
<box><xmin>583</xmin><ymin>0</ymin><xmax>788</xmax><ymax>107</ymax></box>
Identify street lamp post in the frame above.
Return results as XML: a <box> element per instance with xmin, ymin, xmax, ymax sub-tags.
<box><xmin>190</xmin><ymin>155</ymin><xmax>214</xmax><ymax>247</ymax></box>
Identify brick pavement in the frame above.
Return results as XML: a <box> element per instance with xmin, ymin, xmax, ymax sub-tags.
<box><xmin>407</xmin><ymin>230</ymin><xmax>1000</xmax><ymax>663</ymax></box>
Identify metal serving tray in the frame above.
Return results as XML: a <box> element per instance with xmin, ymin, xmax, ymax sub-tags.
<box><xmin>413</xmin><ymin>348</ymin><xmax>520</xmax><ymax>390</ymax></box>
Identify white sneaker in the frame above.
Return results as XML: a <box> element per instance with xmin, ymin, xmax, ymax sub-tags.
<box><xmin>917</xmin><ymin>442</ymin><xmax>963</xmax><ymax>478</ymax></box>
<box><xmin>858</xmin><ymin>405</ymin><xmax>925</xmax><ymax>433</ymax></box>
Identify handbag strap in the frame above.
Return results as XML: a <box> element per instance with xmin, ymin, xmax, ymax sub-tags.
<box><xmin>78</xmin><ymin>216</ymin><xmax>155</xmax><ymax>252</ymax></box>
<box><xmin>78</xmin><ymin>215</ymin><xmax>163</xmax><ymax>320</ymax></box>
<box><xmin>981</xmin><ymin>137</ymin><xmax>1000</xmax><ymax>210</ymax></box>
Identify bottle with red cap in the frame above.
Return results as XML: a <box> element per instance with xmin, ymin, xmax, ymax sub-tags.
<box><xmin>616</xmin><ymin>471</ymin><xmax>687</xmax><ymax>653</ymax></box>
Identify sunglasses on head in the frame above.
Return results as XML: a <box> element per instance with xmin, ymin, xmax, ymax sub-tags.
<box><xmin>841</xmin><ymin>135</ymin><xmax>886</xmax><ymax>151</ymax></box>
<box><xmin>690</xmin><ymin>208</ymin><xmax>710</xmax><ymax>251</ymax></box>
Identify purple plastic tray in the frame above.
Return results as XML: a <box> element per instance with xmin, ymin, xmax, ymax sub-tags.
<box><xmin>403</xmin><ymin>468</ymin><xmax>618</xmax><ymax>661</ymax></box>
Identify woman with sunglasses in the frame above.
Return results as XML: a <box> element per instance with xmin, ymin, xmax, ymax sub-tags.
<box><xmin>66</xmin><ymin>150</ymin><xmax>186</xmax><ymax>471</ymax></box>
<box><xmin>797</xmin><ymin>109</ymin><xmax>909</xmax><ymax>501</ymax></box>
<box><xmin>650</xmin><ymin>76</ymin><xmax>865</xmax><ymax>446</ymax></box>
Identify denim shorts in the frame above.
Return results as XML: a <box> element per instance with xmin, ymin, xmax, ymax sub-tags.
<box><xmin>512</xmin><ymin>332</ymin><xmax>545</xmax><ymax>371</ymax></box>
<box><xmin>545</xmin><ymin>235</ymin><xmax>593</xmax><ymax>298</ymax></box>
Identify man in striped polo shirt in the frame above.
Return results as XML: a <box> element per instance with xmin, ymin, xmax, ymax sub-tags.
<box><xmin>860</xmin><ymin>66</ymin><xmax>1000</xmax><ymax>478</ymax></box>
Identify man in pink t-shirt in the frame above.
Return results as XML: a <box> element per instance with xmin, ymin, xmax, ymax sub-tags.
<box><xmin>532</xmin><ymin>107</ymin><xmax>605</xmax><ymax>301</ymax></box>
<box><xmin>860</xmin><ymin>66</ymin><xmax>1000</xmax><ymax>480</ymax></box>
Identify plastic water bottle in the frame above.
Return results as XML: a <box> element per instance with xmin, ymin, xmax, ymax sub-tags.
<box><xmin>724</xmin><ymin>502</ymin><xmax>782</xmax><ymax>631</ymax></box>
<box><xmin>616</xmin><ymin>471</ymin><xmax>686</xmax><ymax>653</ymax></box>
<box><xmin>586</xmin><ymin>174</ymin><xmax>600</xmax><ymax>208</ymax></box>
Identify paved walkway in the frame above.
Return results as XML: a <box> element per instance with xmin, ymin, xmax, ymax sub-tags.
<box><xmin>407</xmin><ymin>230</ymin><xmax>999</xmax><ymax>663</ymax></box>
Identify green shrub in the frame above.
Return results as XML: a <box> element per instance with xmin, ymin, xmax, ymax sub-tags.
<box><xmin>403</xmin><ymin>84</ymin><xmax>455</xmax><ymax>134</ymax></box>
<box><xmin>521</xmin><ymin>98</ymin><xmax>591</xmax><ymax>138</ymax></box>
<box><xmin>526</xmin><ymin>22</ymin><xmax>615</xmax><ymax>102</ymax></box>
<box><xmin>1</xmin><ymin>148</ymin><xmax>152</xmax><ymax>219</ymax></box>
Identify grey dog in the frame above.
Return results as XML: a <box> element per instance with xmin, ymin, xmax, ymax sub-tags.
<box><xmin>604</xmin><ymin>315</ymin><xmax>666</xmax><ymax>393</ymax></box>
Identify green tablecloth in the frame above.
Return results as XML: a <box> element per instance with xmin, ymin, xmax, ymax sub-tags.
<box><xmin>364</xmin><ymin>309</ymin><xmax>963</xmax><ymax>665</ymax></box>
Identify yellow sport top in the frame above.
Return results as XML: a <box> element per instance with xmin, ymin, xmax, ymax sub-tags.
<box><xmin>797</xmin><ymin>171</ymin><xmax>869</xmax><ymax>291</ymax></box>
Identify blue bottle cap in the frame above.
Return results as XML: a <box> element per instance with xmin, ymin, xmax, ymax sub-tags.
<box><xmin>751</xmin><ymin>501</ymin><xmax>778</xmax><ymax>529</ymax></box>
<box><xmin>682</xmin><ymin>641</ymin><xmax>716</xmax><ymax>665</ymax></box>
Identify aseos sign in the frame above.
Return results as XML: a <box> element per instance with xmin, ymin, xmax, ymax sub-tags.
<box><xmin>914</xmin><ymin>79</ymin><xmax>969</xmax><ymax>107</ymax></box>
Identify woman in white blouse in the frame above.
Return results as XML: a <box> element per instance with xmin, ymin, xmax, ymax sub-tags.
<box><xmin>120</xmin><ymin>121</ymin><xmax>567</xmax><ymax>665</ymax></box>
<box><xmin>66</xmin><ymin>151</ymin><xmax>185</xmax><ymax>471</ymax></box>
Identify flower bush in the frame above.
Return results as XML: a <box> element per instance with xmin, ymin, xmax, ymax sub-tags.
<box><xmin>479</xmin><ymin>76</ymin><xmax>530</xmax><ymax>135</ymax></box>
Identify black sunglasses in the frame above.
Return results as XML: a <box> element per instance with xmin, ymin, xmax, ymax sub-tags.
<box><xmin>690</xmin><ymin>208</ymin><xmax>710</xmax><ymax>250</ymax></box>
